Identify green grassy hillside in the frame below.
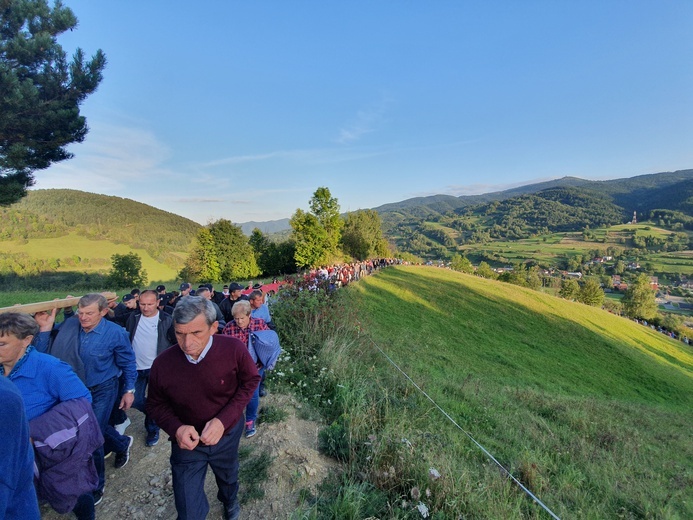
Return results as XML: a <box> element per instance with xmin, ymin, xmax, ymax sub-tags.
<box><xmin>0</xmin><ymin>189</ymin><xmax>200</xmax><ymax>279</ymax></box>
<box><xmin>326</xmin><ymin>266</ymin><xmax>692</xmax><ymax>517</ymax></box>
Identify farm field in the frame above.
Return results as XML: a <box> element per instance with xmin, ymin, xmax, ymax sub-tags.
<box><xmin>2</xmin><ymin>232</ymin><xmax>180</xmax><ymax>280</ymax></box>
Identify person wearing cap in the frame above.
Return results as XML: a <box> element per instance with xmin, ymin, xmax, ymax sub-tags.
<box><xmin>157</xmin><ymin>293</ymin><xmax>175</xmax><ymax>316</ymax></box>
<box><xmin>219</xmin><ymin>282</ymin><xmax>249</xmax><ymax>323</ymax></box>
<box><xmin>111</xmin><ymin>294</ymin><xmax>138</xmax><ymax>327</ymax></box>
<box><xmin>155</xmin><ymin>285</ymin><xmax>166</xmax><ymax>295</ymax></box>
<box><xmin>179</xmin><ymin>283</ymin><xmax>192</xmax><ymax>297</ymax></box>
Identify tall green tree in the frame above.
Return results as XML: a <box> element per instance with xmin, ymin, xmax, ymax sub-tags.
<box><xmin>578</xmin><ymin>279</ymin><xmax>605</xmax><ymax>307</ymax></box>
<box><xmin>622</xmin><ymin>273</ymin><xmax>658</xmax><ymax>320</ymax></box>
<box><xmin>208</xmin><ymin>219</ymin><xmax>260</xmax><ymax>281</ymax></box>
<box><xmin>475</xmin><ymin>261</ymin><xmax>497</xmax><ymax>279</ymax></box>
<box><xmin>1</xmin><ymin>0</ymin><xmax>106</xmax><ymax>205</ymax></box>
<box><xmin>341</xmin><ymin>209</ymin><xmax>386</xmax><ymax>260</ymax></box>
<box><xmin>290</xmin><ymin>209</ymin><xmax>328</xmax><ymax>268</ymax></box>
<box><xmin>108</xmin><ymin>252</ymin><xmax>147</xmax><ymax>288</ymax></box>
<box><xmin>309</xmin><ymin>187</ymin><xmax>343</xmax><ymax>257</ymax></box>
<box><xmin>559</xmin><ymin>278</ymin><xmax>580</xmax><ymax>300</ymax></box>
<box><xmin>450</xmin><ymin>253</ymin><xmax>474</xmax><ymax>274</ymax></box>
<box><xmin>179</xmin><ymin>228</ymin><xmax>221</xmax><ymax>283</ymax></box>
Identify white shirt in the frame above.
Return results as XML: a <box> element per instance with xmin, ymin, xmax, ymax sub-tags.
<box><xmin>132</xmin><ymin>313</ymin><xmax>159</xmax><ymax>370</ymax></box>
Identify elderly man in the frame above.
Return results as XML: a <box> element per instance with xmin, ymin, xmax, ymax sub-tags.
<box><xmin>125</xmin><ymin>290</ymin><xmax>175</xmax><ymax>447</ymax></box>
<box><xmin>34</xmin><ymin>293</ymin><xmax>137</xmax><ymax>505</ymax></box>
<box><xmin>248</xmin><ymin>289</ymin><xmax>274</xmax><ymax>329</ymax></box>
<box><xmin>147</xmin><ymin>296</ymin><xmax>260</xmax><ymax>520</ymax></box>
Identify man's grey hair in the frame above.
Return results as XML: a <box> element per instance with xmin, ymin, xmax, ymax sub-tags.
<box><xmin>172</xmin><ymin>296</ymin><xmax>216</xmax><ymax>326</ymax></box>
<box><xmin>249</xmin><ymin>290</ymin><xmax>263</xmax><ymax>301</ymax></box>
<box><xmin>195</xmin><ymin>287</ymin><xmax>210</xmax><ymax>298</ymax></box>
<box><xmin>79</xmin><ymin>293</ymin><xmax>108</xmax><ymax>311</ymax></box>
<box><xmin>231</xmin><ymin>300</ymin><xmax>251</xmax><ymax>318</ymax></box>
<box><xmin>0</xmin><ymin>312</ymin><xmax>39</xmax><ymax>340</ymax></box>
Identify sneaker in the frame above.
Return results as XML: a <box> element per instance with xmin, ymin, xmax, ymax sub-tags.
<box><xmin>114</xmin><ymin>417</ymin><xmax>131</xmax><ymax>436</ymax></box>
<box><xmin>114</xmin><ymin>435</ymin><xmax>134</xmax><ymax>469</ymax></box>
<box><xmin>104</xmin><ymin>450</ymin><xmax>113</xmax><ymax>459</ymax></box>
<box><xmin>93</xmin><ymin>489</ymin><xmax>104</xmax><ymax>506</ymax></box>
<box><xmin>245</xmin><ymin>421</ymin><xmax>256</xmax><ymax>438</ymax></box>
<box><xmin>223</xmin><ymin>500</ymin><xmax>240</xmax><ymax>520</ymax></box>
<box><xmin>146</xmin><ymin>430</ymin><xmax>159</xmax><ymax>447</ymax></box>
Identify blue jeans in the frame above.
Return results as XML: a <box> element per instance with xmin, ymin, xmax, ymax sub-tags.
<box><xmin>133</xmin><ymin>369</ymin><xmax>158</xmax><ymax>435</ymax></box>
<box><xmin>244</xmin><ymin>367</ymin><xmax>264</xmax><ymax>424</ymax></box>
<box><xmin>89</xmin><ymin>376</ymin><xmax>119</xmax><ymax>493</ymax></box>
<box><xmin>170</xmin><ymin>417</ymin><xmax>244</xmax><ymax>520</ymax></box>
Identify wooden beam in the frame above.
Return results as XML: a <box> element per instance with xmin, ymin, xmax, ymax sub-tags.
<box><xmin>0</xmin><ymin>292</ymin><xmax>118</xmax><ymax>315</ymax></box>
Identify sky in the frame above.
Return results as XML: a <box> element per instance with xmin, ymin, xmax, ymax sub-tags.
<box><xmin>33</xmin><ymin>1</ymin><xmax>693</xmax><ymax>225</ymax></box>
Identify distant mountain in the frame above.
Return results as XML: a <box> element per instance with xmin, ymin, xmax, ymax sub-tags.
<box><xmin>239</xmin><ymin>218</ymin><xmax>291</xmax><ymax>235</ymax></box>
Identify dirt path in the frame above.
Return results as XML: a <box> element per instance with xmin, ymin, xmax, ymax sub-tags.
<box><xmin>41</xmin><ymin>394</ymin><xmax>338</xmax><ymax>519</ymax></box>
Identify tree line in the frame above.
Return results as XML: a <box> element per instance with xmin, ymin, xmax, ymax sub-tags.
<box><xmin>177</xmin><ymin>187</ymin><xmax>391</xmax><ymax>284</ymax></box>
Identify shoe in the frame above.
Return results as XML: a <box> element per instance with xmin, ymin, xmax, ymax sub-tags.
<box><xmin>146</xmin><ymin>430</ymin><xmax>159</xmax><ymax>447</ymax></box>
<box><xmin>93</xmin><ymin>489</ymin><xmax>103</xmax><ymax>506</ymax></box>
<box><xmin>114</xmin><ymin>435</ymin><xmax>134</xmax><ymax>469</ymax></box>
<box><xmin>223</xmin><ymin>501</ymin><xmax>240</xmax><ymax>520</ymax></box>
<box><xmin>114</xmin><ymin>417</ymin><xmax>131</xmax><ymax>436</ymax></box>
<box><xmin>245</xmin><ymin>421</ymin><xmax>256</xmax><ymax>438</ymax></box>
<box><xmin>104</xmin><ymin>450</ymin><xmax>113</xmax><ymax>459</ymax></box>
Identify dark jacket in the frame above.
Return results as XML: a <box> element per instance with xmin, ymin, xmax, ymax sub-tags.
<box><xmin>125</xmin><ymin>311</ymin><xmax>176</xmax><ymax>358</ymax></box>
<box><xmin>219</xmin><ymin>295</ymin><xmax>249</xmax><ymax>323</ymax></box>
<box><xmin>30</xmin><ymin>398</ymin><xmax>103</xmax><ymax>514</ymax></box>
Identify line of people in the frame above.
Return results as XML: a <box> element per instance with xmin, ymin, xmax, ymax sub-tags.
<box><xmin>1</xmin><ymin>278</ymin><xmax>280</xmax><ymax>520</ymax></box>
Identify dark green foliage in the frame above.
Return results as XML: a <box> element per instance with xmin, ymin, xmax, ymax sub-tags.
<box><xmin>0</xmin><ymin>0</ymin><xmax>106</xmax><ymax>204</ymax></box>
<box><xmin>208</xmin><ymin>219</ymin><xmax>260</xmax><ymax>281</ymax></box>
<box><xmin>577</xmin><ymin>278</ymin><xmax>604</xmax><ymax>307</ymax></box>
<box><xmin>622</xmin><ymin>273</ymin><xmax>658</xmax><ymax>320</ymax></box>
<box><xmin>291</xmin><ymin>188</ymin><xmax>343</xmax><ymax>268</ymax></box>
<box><xmin>318</xmin><ymin>419</ymin><xmax>350</xmax><ymax>461</ymax></box>
<box><xmin>249</xmin><ymin>227</ymin><xmax>297</xmax><ymax>276</ymax></box>
<box><xmin>558</xmin><ymin>278</ymin><xmax>580</xmax><ymax>300</ymax></box>
<box><xmin>108</xmin><ymin>252</ymin><xmax>147</xmax><ymax>288</ymax></box>
<box><xmin>341</xmin><ymin>209</ymin><xmax>388</xmax><ymax>260</ymax></box>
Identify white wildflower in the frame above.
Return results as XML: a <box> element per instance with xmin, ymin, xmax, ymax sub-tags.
<box><xmin>417</xmin><ymin>502</ymin><xmax>429</xmax><ymax>518</ymax></box>
<box><xmin>428</xmin><ymin>468</ymin><xmax>441</xmax><ymax>480</ymax></box>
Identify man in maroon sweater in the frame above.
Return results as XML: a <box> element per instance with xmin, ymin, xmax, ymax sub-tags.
<box><xmin>146</xmin><ymin>296</ymin><xmax>260</xmax><ymax>520</ymax></box>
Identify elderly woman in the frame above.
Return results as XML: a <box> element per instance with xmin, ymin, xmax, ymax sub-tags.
<box><xmin>221</xmin><ymin>300</ymin><xmax>269</xmax><ymax>438</ymax></box>
<box><xmin>0</xmin><ymin>312</ymin><xmax>97</xmax><ymax>520</ymax></box>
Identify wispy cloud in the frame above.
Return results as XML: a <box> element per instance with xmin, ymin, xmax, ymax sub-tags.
<box><xmin>335</xmin><ymin>95</ymin><xmax>394</xmax><ymax>144</ymax></box>
<box><xmin>35</xmin><ymin>122</ymin><xmax>175</xmax><ymax>193</ymax></box>
<box><xmin>176</xmin><ymin>198</ymin><xmax>227</xmax><ymax>203</ymax></box>
<box><xmin>443</xmin><ymin>176</ymin><xmax>560</xmax><ymax>196</ymax></box>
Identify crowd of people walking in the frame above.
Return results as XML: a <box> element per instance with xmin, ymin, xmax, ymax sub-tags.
<box><xmin>0</xmin><ymin>258</ymin><xmax>400</xmax><ymax>520</ymax></box>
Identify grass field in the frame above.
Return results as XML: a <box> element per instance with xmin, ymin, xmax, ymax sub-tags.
<box><xmin>2</xmin><ymin>232</ymin><xmax>180</xmax><ymax>280</ymax></box>
<box><xmin>313</xmin><ymin>266</ymin><xmax>693</xmax><ymax>518</ymax></box>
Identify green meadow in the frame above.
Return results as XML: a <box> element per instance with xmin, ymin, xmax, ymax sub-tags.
<box><xmin>293</xmin><ymin>266</ymin><xmax>692</xmax><ymax>518</ymax></box>
<box><xmin>3</xmin><ymin>232</ymin><xmax>180</xmax><ymax>280</ymax></box>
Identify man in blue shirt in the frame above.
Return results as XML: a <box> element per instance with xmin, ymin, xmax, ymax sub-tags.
<box><xmin>0</xmin><ymin>376</ymin><xmax>40</xmax><ymax>520</ymax></box>
<box><xmin>34</xmin><ymin>293</ymin><xmax>137</xmax><ymax>505</ymax></box>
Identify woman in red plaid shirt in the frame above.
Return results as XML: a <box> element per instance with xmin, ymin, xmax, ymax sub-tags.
<box><xmin>221</xmin><ymin>300</ymin><xmax>268</xmax><ymax>437</ymax></box>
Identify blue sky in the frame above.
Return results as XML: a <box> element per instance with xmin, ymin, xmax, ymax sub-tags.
<box><xmin>36</xmin><ymin>1</ymin><xmax>693</xmax><ymax>225</ymax></box>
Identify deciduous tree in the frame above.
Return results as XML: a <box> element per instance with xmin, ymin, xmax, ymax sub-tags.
<box><xmin>1</xmin><ymin>0</ymin><xmax>106</xmax><ymax>205</ymax></box>
<box><xmin>208</xmin><ymin>219</ymin><xmax>260</xmax><ymax>281</ymax></box>
<box><xmin>341</xmin><ymin>209</ymin><xmax>386</xmax><ymax>260</ymax></box>
<box><xmin>622</xmin><ymin>273</ymin><xmax>658</xmax><ymax>320</ymax></box>
<box><xmin>578</xmin><ymin>279</ymin><xmax>604</xmax><ymax>307</ymax></box>
<box><xmin>108</xmin><ymin>252</ymin><xmax>147</xmax><ymax>288</ymax></box>
<box><xmin>559</xmin><ymin>278</ymin><xmax>580</xmax><ymax>300</ymax></box>
<box><xmin>290</xmin><ymin>209</ymin><xmax>328</xmax><ymax>268</ymax></box>
<box><xmin>179</xmin><ymin>228</ymin><xmax>221</xmax><ymax>283</ymax></box>
<box><xmin>450</xmin><ymin>253</ymin><xmax>474</xmax><ymax>274</ymax></box>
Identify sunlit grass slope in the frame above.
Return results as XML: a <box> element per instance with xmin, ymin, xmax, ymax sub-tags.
<box><xmin>344</xmin><ymin>266</ymin><xmax>692</xmax><ymax>518</ymax></box>
<box><xmin>4</xmin><ymin>232</ymin><xmax>180</xmax><ymax>280</ymax></box>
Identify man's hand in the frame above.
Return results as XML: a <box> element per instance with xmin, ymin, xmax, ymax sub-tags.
<box><xmin>34</xmin><ymin>308</ymin><xmax>57</xmax><ymax>332</ymax></box>
<box><xmin>200</xmin><ymin>417</ymin><xmax>225</xmax><ymax>446</ymax></box>
<box><xmin>119</xmin><ymin>392</ymin><xmax>135</xmax><ymax>411</ymax></box>
<box><xmin>176</xmin><ymin>425</ymin><xmax>200</xmax><ymax>450</ymax></box>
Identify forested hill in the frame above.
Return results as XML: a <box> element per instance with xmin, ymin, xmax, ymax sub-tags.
<box><xmin>2</xmin><ymin>189</ymin><xmax>201</xmax><ymax>262</ymax></box>
<box><xmin>376</xmin><ymin>169</ymin><xmax>693</xmax><ymax>227</ymax></box>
